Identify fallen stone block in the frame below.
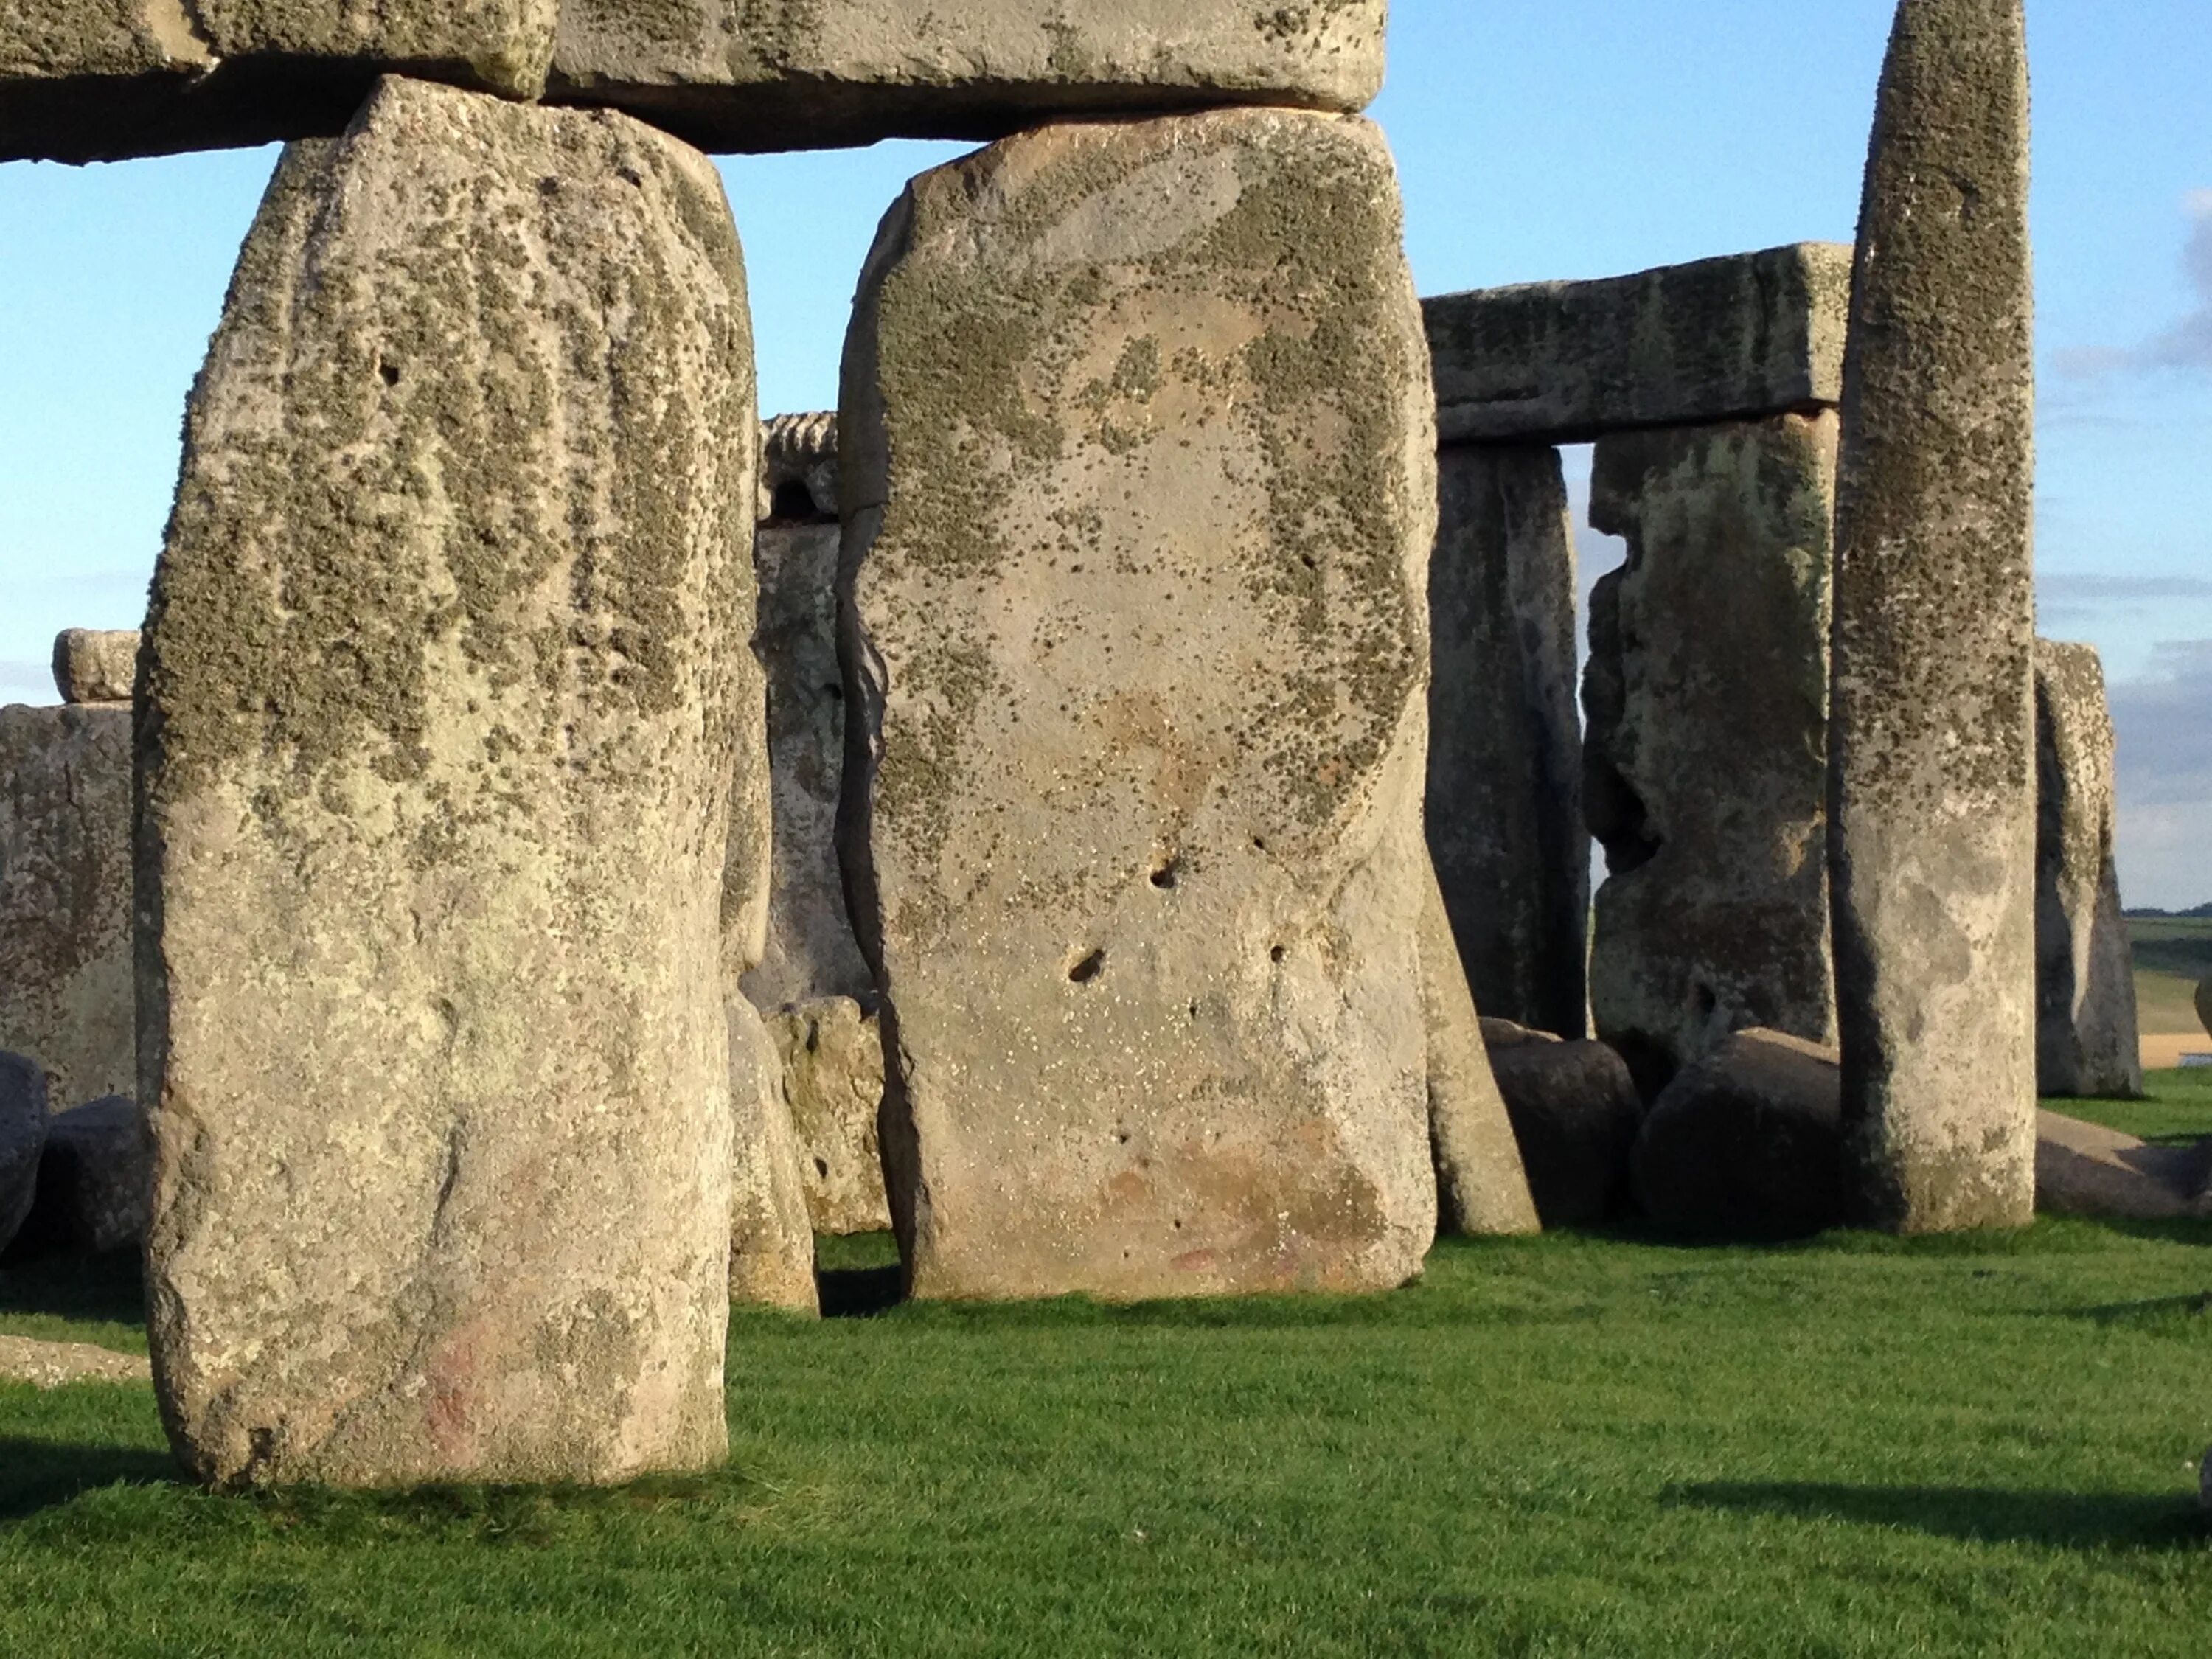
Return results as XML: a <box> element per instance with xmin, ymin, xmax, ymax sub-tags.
<box><xmin>1829</xmin><ymin>0</ymin><xmax>2039</xmax><ymax>1232</ymax></box>
<box><xmin>51</xmin><ymin>630</ymin><xmax>139</xmax><ymax>704</ymax></box>
<box><xmin>1632</xmin><ymin>1029</ymin><xmax>1844</xmax><ymax>1241</ymax></box>
<box><xmin>139</xmin><ymin>76</ymin><xmax>759</xmax><ymax>1486</ymax></box>
<box><xmin>1426</xmin><ymin>443</ymin><xmax>1587</xmax><ymax>1038</ymax></box>
<box><xmin>1483</xmin><ymin>1027</ymin><xmax>1642</xmax><ymax>1228</ymax></box>
<box><xmin>2034</xmin><ymin>641</ymin><xmax>2141</xmax><ymax>1099</ymax></box>
<box><xmin>2034</xmin><ymin>1110</ymin><xmax>2211</xmax><ymax>1222</ymax></box>
<box><xmin>1424</xmin><ymin>243</ymin><xmax>1852</xmax><ymax>446</ymax></box>
<box><xmin>4</xmin><ymin>1095</ymin><xmax>150</xmax><ymax>1257</ymax></box>
<box><xmin>1584</xmin><ymin>414</ymin><xmax>1838</xmax><ymax>1097</ymax></box>
<box><xmin>549</xmin><ymin>0</ymin><xmax>1388</xmax><ymax>154</ymax></box>
<box><xmin>0</xmin><ymin>1</ymin><xmax>557</xmax><ymax>163</ymax></box>
<box><xmin>0</xmin><ymin>1051</ymin><xmax>47</xmax><ymax>1253</ymax></box>
<box><xmin>727</xmin><ymin>998</ymin><xmax>824</xmax><ymax>1310</ymax></box>
<box><xmin>0</xmin><ymin>703</ymin><xmax>134</xmax><ymax>1110</ymax></box>
<box><xmin>768</xmin><ymin>998</ymin><xmax>891</xmax><ymax>1237</ymax></box>
<box><xmin>0</xmin><ymin>1333</ymin><xmax>150</xmax><ymax>1388</ymax></box>
<box><xmin>843</xmin><ymin>108</ymin><xmax>1438</xmax><ymax>1300</ymax></box>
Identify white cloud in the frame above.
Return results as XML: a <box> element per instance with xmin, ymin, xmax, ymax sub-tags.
<box><xmin>2109</xmin><ymin>639</ymin><xmax>2212</xmax><ymax>910</ymax></box>
<box><xmin>2055</xmin><ymin>190</ymin><xmax>2212</xmax><ymax>379</ymax></box>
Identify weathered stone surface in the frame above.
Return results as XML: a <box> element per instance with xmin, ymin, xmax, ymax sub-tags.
<box><xmin>726</xmin><ymin>999</ymin><xmax>822</xmax><ymax>1309</ymax></box>
<box><xmin>2034</xmin><ymin>1110</ymin><xmax>2211</xmax><ymax>1222</ymax></box>
<box><xmin>0</xmin><ymin>1333</ymin><xmax>150</xmax><ymax>1388</ymax></box>
<box><xmin>1419</xmin><ymin>861</ymin><xmax>1540</xmax><ymax>1237</ymax></box>
<box><xmin>6</xmin><ymin>1096</ymin><xmax>150</xmax><ymax>1256</ymax></box>
<box><xmin>0</xmin><ymin>1</ymin><xmax>556</xmax><ymax>163</ymax></box>
<box><xmin>549</xmin><ymin>0</ymin><xmax>1387</xmax><ymax>155</ymax></box>
<box><xmin>0</xmin><ymin>1052</ymin><xmax>47</xmax><ymax>1253</ymax></box>
<box><xmin>51</xmin><ymin>630</ymin><xmax>139</xmax><ymax>704</ymax></box>
<box><xmin>1584</xmin><ymin>415</ymin><xmax>1838</xmax><ymax>1098</ymax></box>
<box><xmin>841</xmin><ymin>108</ymin><xmax>1437</xmax><ymax>1300</ymax></box>
<box><xmin>1426</xmin><ymin>444</ymin><xmax>1586</xmax><ymax>1037</ymax></box>
<box><xmin>1484</xmin><ymin>1033</ymin><xmax>1641</xmax><ymax>1228</ymax></box>
<box><xmin>0</xmin><ymin>703</ymin><xmax>134</xmax><ymax>1110</ymax></box>
<box><xmin>768</xmin><ymin>998</ymin><xmax>891</xmax><ymax>1237</ymax></box>
<box><xmin>139</xmin><ymin>77</ymin><xmax>757</xmax><ymax>1486</ymax></box>
<box><xmin>2034</xmin><ymin>642</ymin><xmax>2142</xmax><ymax>1099</ymax></box>
<box><xmin>1424</xmin><ymin>244</ymin><xmax>1852</xmax><ymax>446</ymax></box>
<box><xmin>743</xmin><ymin>413</ymin><xmax>873</xmax><ymax>1012</ymax></box>
<box><xmin>1631</xmin><ymin>1029</ymin><xmax>1844</xmax><ymax>1241</ymax></box>
<box><xmin>1829</xmin><ymin>0</ymin><xmax>2038</xmax><ymax>1233</ymax></box>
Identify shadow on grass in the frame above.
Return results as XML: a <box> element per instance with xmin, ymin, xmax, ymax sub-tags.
<box><xmin>818</xmin><ymin>1265</ymin><xmax>905</xmax><ymax>1318</ymax></box>
<box><xmin>2067</xmin><ymin>1290</ymin><xmax>2212</xmax><ymax>1328</ymax></box>
<box><xmin>1669</xmin><ymin>1481</ymin><xmax>2209</xmax><ymax>1551</ymax></box>
<box><xmin>0</xmin><ymin>1439</ymin><xmax>175</xmax><ymax>1522</ymax></box>
<box><xmin>0</xmin><ymin>1250</ymin><xmax>145</xmax><ymax>1327</ymax></box>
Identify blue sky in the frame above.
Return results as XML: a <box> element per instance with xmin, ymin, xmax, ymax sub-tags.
<box><xmin>1</xmin><ymin>1</ymin><xmax>2205</xmax><ymax>903</ymax></box>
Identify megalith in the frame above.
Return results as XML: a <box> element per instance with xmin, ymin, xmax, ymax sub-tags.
<box><xmin>1829</xmin><ymin>0</ymin><xmax>2038</xmax><ymax>1231</ymax></box>
<box><xmin>139</xmin><ymin>76</ymin><xmax>757</xmax><ymax>1486</ymax></box>
<box><xmin>1426</xmin><ymin>444</ymin><xmax>1587</xmax><ymax>1038</ymax></box>
<box><xmin>841</xmin><ymin>108</ymin><xmax>1438</xmax><ymax>1301</ymax></box>
<box><xmin>0</xmin><ymin>1052</ymin><xmax>46</xmax><ymax>1253</ymax></box>
<box><xmin>768</xmin><ymin>998</ymin><xmax>892</xmax><ymax>1237</ymax></box>
<box><xmin>1584</xmin><ymin>414</ymin><xmax>1839</xmax><ymax>1097</ymax></box>
<box><xmin>52</xmin><ymin>629</ymin><xmax>140</xmax><ymax>706</ymax></box>
<box><xmin>0</xmin><ymin>698</ymin><xmax>134</xmax><ymax>1110</ymax></box>
<box><xmin>2033</xmin><ymin>641</ymin><xmax>2141</xmax><ymax>1099</ymax></box>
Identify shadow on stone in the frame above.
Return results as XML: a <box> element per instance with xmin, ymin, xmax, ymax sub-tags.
<box><xmin>1667</xmin><ymin>1481</ymin><xmax>2205</xmax><ymax>1551</ymax></box>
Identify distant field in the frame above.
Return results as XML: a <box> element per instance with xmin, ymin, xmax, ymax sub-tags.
<box><xmin>2128</xmin><ymin>917</ymin><xmax>2212</xmax><ymax>1043</ymax></box>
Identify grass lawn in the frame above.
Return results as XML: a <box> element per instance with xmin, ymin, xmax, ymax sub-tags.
<box><xmin>2130</xmin><ymin>916</ymin><xmax>2212</xmax><ymax>1039</ymax></box>
<box><xmin>3</xmin><ymin>1083</ymin><xmax>2210</xmax><ymax>1656</ymax></box>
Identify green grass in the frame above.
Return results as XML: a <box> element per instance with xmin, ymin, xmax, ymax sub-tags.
<box><xmin>2129</xmin><ymin>917</ymin><xmax>2212</xmax><ymax>1036</ymax></box>
<box><xmin>5</xmin><ymin>1093</ymin><xmax>2212</xmax><ymax>1655</ymax></box>
<box><xmin>2064</xmin><ymin>1067</ymin><xmax>2212</xmax><ymax>1144</ymax></box>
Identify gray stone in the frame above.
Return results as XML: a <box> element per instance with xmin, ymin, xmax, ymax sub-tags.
<box><xmin>1426</xmin><ymin>444</ymin><xmax>1587</xmax><ymax>1037</ymax></box>
<box><xmin>7</xmin><ymin>1095</ymin><xmax>150</xmax><ymax>1256</ymax></box>
<box><xmin>2034</xmin><ymin>1110</ymin><xmax>2211</xmax><ymax>1222</ymax></box>
<box><xmin>743</xmin><ymin>414</ymin><xmax>873</xmax><ymax>1012</ymax></box>
<box><xmin>51</xmin><ymin>630</ymin><xmax>139</xmax><ymax>704</ymax></box>
<box><xmin>768</xmin><ymin>998</ymin><xmax>891</xmax><ymax>1237</ymax></box>
<box><xmin>726</xmin><ymin>998</ymin><xmax>823</xmax><ymax>1310</ymax></box>
<box><xmin>0</xmin><ymin>1052</ymin><xmax>47</xmax><ymax>1253</ymax></box>
<box><xmin>1829</xmin><ymin>0</ymin><xmax>2038</xmax><ymax>1233</ymax></box>
<box><xmin>549</xmin><ymin>0</ymin><xmax>1388</xmax><ymax>155</ymax></box>
<box><xmin>0</xmin><ymin>1</ymin><xmax>556</xmax><ymax>163</ymax></box>
<box><xmin>1484</xmin><ymin>1032</ymin><xmax>1641</xmax><ymax>1228</ymax></box>
<box><xmin>841</xmin><ymin>108</ymin><xmax>1437</xmax><ymax>1300</ymax></box>
<box><xmin>0</xmin><ymin>703</ymin><xmax>135</xmax><ymax>1110</ymax></box>
<box><xmin>139</xmin><ymin>77</ymin><xmax>758</xmax><ymax>1487</ymax></box>
<box><xmin>1423</xmin><ymin>243</ymin><xmax>1852</xmax><ymax>446</ymax></box>
<box><xmin>1631</xmin><ymin>1029</ymin><xmax>1844</xmax><ymax>1241</ymax></box>
<box><xmin>1418</xmin><ymin>860</ymin><xmax>1540</xmax><ymax>1237</ymax></box>
<box><xmin>1584</xmin><ymin>414</ymin><xmax>1838</xmax><ymax>1098</ymax></box>
<box><xmin>0</xmin><ymin>1333</ymin><xmax>150</xmax><ymax>1388</ymax></box>
<box><xmin>2034</xmin><ymin>641</ymin><xmax>2142</xmax><ymax>1099</ymax></box>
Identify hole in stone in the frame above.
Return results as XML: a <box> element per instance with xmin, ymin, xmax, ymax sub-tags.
<box><xmin>771</xmin><ymin>479</ymin><xmax>818</xmax><ymax>521</ymax></box>
<box><xmin>1270</xmin><ymin>945</ymin><xmax>1286</xmax><ymax>964</ymax></box>
<box><xmin>378</xmin><ymin>361</ymin><xmax>400</xmax><ymax>387</ymax></box>
<box><xmin>824</xmin><ymin>682</ymin><xmax>844</xmax><ymax>702</ymax></box>
<box><xmin>1172</xmin><ymin>1218</ymin><xmax>1183</xmax><ymax>1231</ymax></box>
<box><xmin>813</xmin><ymin>1156</ymin><xmax>830</xmax><ymax>1179</ymax></box>
<box><xmin>1149</xmin><ymin>858</ymin><xmax>1179</xmax><ymax>890</ymax></box>
<box><xmin>1115</xmin><ymin>1127</ymin><xmax>1130</xmax><ymax>1145</ymax></box>
<box><xmin>1068</xmin><ymin>948</ymin><xmax>1106</xmax><ymax>984</ymax></box>
<box><xmin>1251</xmin><ymin>836</ymin><xmax>1268</xmax><ymax>853</ymax></box>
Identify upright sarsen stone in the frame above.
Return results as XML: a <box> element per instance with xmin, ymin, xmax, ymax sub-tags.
<box><xmin>1584</xmin><ymin>415</ymin><xmax>1838</xmax><ymax>1096</ymax></box>
<box><xmin>1426</xmin><ymin>445</ymin><xmax>1587</xmax><ymax>1038</ymax></box>
<box><xmin>1829</xmin><ymin>0</ymin><xmax>2037</xmax><ymax>1231</ymax></box>
<box><xmin>140</xmin><ymin>77</ymin><xmax>756</xmax><ymax>1486</ymax></box>
<box><xmin>2034</xmin><ymin>641</ymin><xmax>2141</xmax><ymax>1099</ymax></box>
<box><xmin>842</xmin><ymin>108</ymin><xmax>1437</xmax><ymax>1301</ymax></box>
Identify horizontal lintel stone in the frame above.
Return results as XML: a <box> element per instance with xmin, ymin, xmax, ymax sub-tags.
<box><xmin>1423</xmin><ymin>243</ymin><xmax>1852</xmax><ymax>446</ymax></box>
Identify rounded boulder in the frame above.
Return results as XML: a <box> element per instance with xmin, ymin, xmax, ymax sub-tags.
<box><xmin>1484</xmin><ymin>1029</ymin><xmax>1642</xmax><ymax>1228</ymax></box>
<box><xmin>1631</xmin><ymin>1029</ymin><xmax>1843</xmax><ymax>1241</ymax></box>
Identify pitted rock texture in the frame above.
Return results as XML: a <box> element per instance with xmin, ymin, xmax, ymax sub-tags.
<box><xmin>2033</xmin><ymin>641</ymin><xmax>2141</xmax><ymax>1100</ymax></box>
<box><xmin>1583</xmin><ymin>415</ymin><xmax>1838</xmax><ymax>1099</ymax></box>
<box><xmin>726</xmin><ymin>998</ymin><xmax>822</xmax><ymax>1310</ymax></box>
<box><xmin>52</xmin><ymin>630</ymin><xmax>140</xmax><ymax>704</ymax></box>
<box><xmin>0</xmin><ymin>1052</ymin><xmax>47</xmax><ymax>1253</ymax></box>
<box><xmin>1426</xmin><ymin>444</ymin><xmax>1587</xmax><ymax>1039</ymax></box>
<box><xmin>5</xmin><ymin>1095</ymin><xmax>150</xmax><ymax>1257</ymax></box>
<box><xmin>1423</xmin><ymin>244</ymin><xmax>1852</xmax><ymax>447</ymax></box>
<box><xmin>1631</xmin><ymin>1029</ymin><xmax>1844</xmax><ymax>1242</ymax></box>
<box><xmin>841</xmin><ymin>108</ymin><xmax>1438</xmax><ymax>1301</ymax></box>
<box><xmin>139</xmin><ymin>77</ymin><xmax>757</xmax><ymax>1487</ymax></box>
<box><xmin>550</xmin><ymin>0</ymin><xmax>1387</xmax><ymax>154</ymax></box>
<box><xmin>1829</xmin><ymin>0</ymin><xmax>2037</xmax><ymax>1233</ymax></box>
<box><xmin>744</xmin><ymin>416</ymin><xmax>873</xmax><ymax>1011</ymax></box>
<box><xmin>768</xmin><ymin>998</ymin><xmax>891</xmax><ymax>1237</ymax></box>
<box><xmin>0</xmin><ymin>0</ymin><xmax>556</xmax><ymax>163</ymax></box>
<box><xmin>1418</xmin><ymin>861</ymin><xmax>1540</xmax><ymax>1238</ymax></box>
<box><xmin>0</xmin><ymin>703</ymin><xmax>135</xmax><ymax>1110</ymax></box>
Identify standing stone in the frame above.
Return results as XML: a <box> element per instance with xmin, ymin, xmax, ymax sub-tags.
<box><xmin>1427</xmin><ymin>445</ymin><xmax>1587</xmax><ymax>1038</ymax></box>
<box><xmin>745</xmin><ymin>412</ymin><xmax>874</xmax><ymax>1010</ymax></box>
<box><xmin>1584</xmin><ymin>415</ymin><xmax>1839</xmax><ymax>1098</ymax></box>
<box><xmin>2198</xmin><ymin>977</ymin><xmax>2212</xmax><ymax>1041</ymax></box>
<box><xmin>841</xmin><ymin>108</ymin><xmax>1438</xmax><ymax>1300</ymax></box>
<box><xmin>52</xmin><ymin>630</ymin><xmax>140</xmax><ymax>705</ymax></box>
<box><xmin>0</xmin><ymin>703</ymin><xmax>135</xmax><ymax>1109</ymax></box>
<box><xmin>2034</xmin><ymin>642</ymin><xmax>2142</xmax><ymax>1099</ymax></box>
<box><xmin>0</xmin><ymin>1052</ymin><xmax>46</xmax><ymax>1253</ymax></box>
<box><xmin>768</xmin><ymin>998</ymin><xmax>891</xmax><ymax>1237</ymax></box>
<box><xmin>1829</xmin><ymin>0</ymin><xmax>2038</xmax><ymax>1232</ymax></box>
<box><xmin>139</xmin><ymin>77</ymin><xmax>756</xmax><ymax>1487</ymax></box>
